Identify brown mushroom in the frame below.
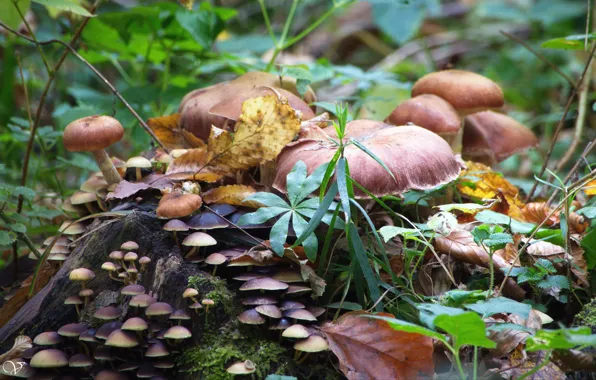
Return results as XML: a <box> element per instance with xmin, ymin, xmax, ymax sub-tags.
<box><xmin>274</xmin><ymin>120</ymin><xmax>462</xmax><ymax>197</ymax></box>
<box><xmin>156</xmin><ymin>190</ymin><xmax>203</xmax><ymax>219</ymax></box>
<box><xmin>463</xmin><ymin>110</ymin><xmax>538</xmax><ymax>165</ymax></box>
<box><xmin>62</xmin><ymin>115</ymin><xmax>124</xmax><ymax>185</ymax></box>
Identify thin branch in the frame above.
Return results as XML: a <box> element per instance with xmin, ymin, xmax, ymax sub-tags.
<box><xmin>525</xmin><ymin>42</ymin><xmax>596</xmax><ymax>202</ymax></box>
<box><xmin>547</xmin><ymin>140</ymin><xmax>596</xmax><ymax>206</ymax></box>
<box><xmin>500</xmin><ymin>30</ymin><xmax>577</xmax><ymax>89</ymax></box>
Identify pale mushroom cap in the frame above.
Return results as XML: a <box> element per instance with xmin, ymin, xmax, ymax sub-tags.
<box><xmin>239</xmin><ymin>277</ymin><xmax>289</xmax><ymax>291</ymax></box>
<box><xmin>64</xmin><ymin>296</ymin><xmax>83</xmax><ymax>305</ymax></box>
<box><xmin>274</xmin><ymin>120</ymin><xmax>462</xmax><ymax>197</ymax></box>
<box><xmin>294</xmin><ymin>335</ymin><xmax>329</xmax><ymax>352</ymax></box>
<box><xmin>146</xmin><ymin>302</ymin><xmax>174</xmax><ymax>316</ymax></box>
<box><xmin>43</xmin><ymin>236</ymin><xmax>70</xmax><ymax>246</ymax></box>
<box><xmin>205</xmin><ymin>253</ymin><xmax>227</xmax><ymax>265</ymax></box>
<box><xmin>226</xmin><ymin>360</ymin><xmax>256</xmax><ymax>375</ymax></box>
<box><xmin>412</xmin><ymin>70</ymin><xmax>504</xmax><ymax>115</ymax></box>
<box><xmin>94</xmin><ymin>306</ymin><xmax>122</xmax><ymax>320</ymax></box>
<box><xmin>201</xmin><ymin>299</ymin><xmax>215</xmax><ymax>306</ymax></box>
<box><xmin>126</xmin><ymin>156</ymin><xmax>152</xmax><ymax>169</ymax></box>
<box><xmin>164</xmin><ymin>325</ymin><xmax>192</xmax><ymax>339</ymax></box>
<box><xmin>385</xmin><ymin>94</ymin><xmax>461</xmax><ymax>136</ymax></box>
<box><xmin>69</xmin><ymin>268</ymin><xmax>95</xmax><ymax>282</ymax></box>
<box><xmin>70</xmin><ymin>191</ymin><xmax>97</xmax><ymax>205</ymax></box>
<box><xmin>49</xmin><ymin>244</ymin><xmax>70</xmax><ymax>254</ymax></box>
<box><xmin>163</xmin><ymin>219</ymin><xmax>190</xmax><ymax>232</ymax></box>
<box><xmin>80</xmin><ymin>174</ymin><xmax>108</xmax><ymax>193</ymax></box>
<box><xmin>63</xmin><ymin>115</ymin><xmax>124</xmax><ymax>152</ymax></box>
<box><xmin>130</xmin><ymin>294</ymin><xmax>155</xmax><ymax>308</ymax></box>
<box><xmin>48</xmin><ymin>253</ymin><xmax>68</xmax><ymax>262</ymax></box>
<box><xmin>120</xmin><ymin>241</ymin><xmax>139</xmax><ymax>251</ymax></box>
<box><xmin>272</xmin><ymin>270</ymin><xmax>303</xmax><ymax>283</ymax></box>
<box><xmin>463</xmin><ymin>110</ymin><xmax>539</xmax><ymax>164</ymax></box>
<box><xmin>182</xmin><ymin>232</ymin><xmax>217</xmax><ymax>247</ymax></box>
<box><xmin>57</xmin><ymin>323</ymin><xmax>87</xmax><ymax>337</ymax></box>
<box><xmin>79</xmin><ymin>288</ymin><xmax>94</xmax><ymax>297</ymax></box>
<box><xmin>284</xmin><ymin>308</ymin><xmax>317</xmax><ymax>321</ymax></box>
<box><xmin>238</xmin><ymin>309</ymin><xmax>266</xmax><ymax>325</ymax></box>
<box><xmin>101</xmin><ymin>262</ymin><xmax>117</xmax><ymax>271</ymax></box>
<box><xmin>106</xmin><ymin>329</ymin><xmax>139</xmax><ymax>347</ymax></box>
<box><xmin>282</xmin><ymin>324</ymin><xmax>310</xmax><ymax>339</ymax></box>
<box><xmin>30</xmin><ymin>349</ymin><xmax>69</xmax><ymax>368</ymax></box>
<box><xmin>122</xmin><ymin>317</ymin><xmax>148</xmax><ymax>331</ymax></box>
<box><xmin>59</xmin><ymin>221</ymin><xmax>85</xmax><ymax>234</ymax></box>
<box><xmin>139</xmin><ymin>256</ymin><xmax>151</xmax><ymax>265</ymax></box>
<box><xmin>255</xmin><ymin>304</ymin><xmax>282</xmax><ymax>319</ymax></box>
<box><xmin>183</xmin><ymin>288</ymin><xmax>199</xmax><ymax>299</ymax></box>
<box><xmin>156</xmin><ymin>191</ymin><xmax>203</xmax><ymax>219</ymax></box>
<box><xmin>124</xmin><ymin>252</ymin><xmax>138</xmax><ymax>261</ymax></box>
<box><xmin>109</xmin><ymin>250</ymin><xmax>124</xmax><ymax>260</ymax></box>
<box><xmin>33</xmin><ymin>332</ymin><xmax>62</xmax><ymax>346</ymax></box>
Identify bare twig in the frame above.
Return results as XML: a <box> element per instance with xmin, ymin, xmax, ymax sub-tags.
<box><xmin>524</xmin><ymin>42</ymin><xmax>596</xmax><ymax>202</ymax></box>
<box><xmin>500</xmin><ymin>30</ymin><xmax>577</xmax><ymax>89</ymax></box>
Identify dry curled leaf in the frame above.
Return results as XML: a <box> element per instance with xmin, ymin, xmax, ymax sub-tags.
<box><xmin>522</xmin><ymin>202</ymin><xmax>588</xmax><ymax>233</ymax></box>
<box><xmin>147</xmin><ymin>114</ymin><xmax>205</xmax><ymax>150</ymax></box>
<box><xmin>106</xmin><ymin>180</ymin><xmax>153</xmax><ymax>200</ymax></box>
<box><xmin>434</xmin><ymin>230</ymin><xmax>510</xmax><ymax>269</ymax></box>
<box><xmin>165</xmin><ymin>148</ymin><xmax>225</xmax><ymax>182</ymax></box>
<box><xmin>526</xmin><ymin>239</ymin><xmax>588</xmax><ymax>287</ymax></box>
<box><xmin>322</xmin><ymin>311</ymin><xmax>434</xmax><ymax>380</ymax></box>
<box><xmin>202</xmin><ymin>185</ymin><xmax>261</xmax><ymax>208</ymax></box>
<box><xmin>458</xmin><ymin>162</ymin><xmax>524</xmax><ymax>220</ymax></box>
<box><xmin>494</xmin><ymin>233</ymin><xmax>522</xmax><ymax>266</ymax></box>
<box><xmin>495</xmin><ymin>346</ymin><xmax>566</xmax><ymax>380</ymax></box>
<box><xmin>486</xmin><ymin>316</ymin><xmax>530</xmax><ymax>357</ymax></box>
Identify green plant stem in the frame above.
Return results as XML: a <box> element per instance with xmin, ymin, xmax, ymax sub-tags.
<box><xmin>517</xmin><ymin>351</ymin><xmax>552</xmax><ymax>380</ymax></box>
<box><xmin>450</xmin><ymin>344</ymin><xmax>467</xmax><ymax>379</ymax></box>
<box><xmin>472</xmin><ymin>346</ymin><xmax>478</xmax><ymax>380</ymax></box>
<box><xmin>10</xmin><ymin>1</ymin><xmax>101</xmax><ymax>215</ymax></box>
<box><xmin>258</xmin><ymin>0</ymin><xmax>277</xmax><ymax>44</ymax></box>
<box><xmin>266</xmin><ymin>0</ymin><xmax>299</xmax><ymax>71</ymax></box>
<box><xmin>12</xmin><ymin>0</ymin><xmax>51</xmax><ymax>75</ymax></box>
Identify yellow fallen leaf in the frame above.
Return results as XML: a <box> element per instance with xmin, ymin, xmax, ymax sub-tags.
<box><xmin>165</xmin><ymin>148</ymin><xmax>225</xmax><ymax>182</ymax></box>
<box><xmin>147</xmin><ymin>114</ymin><xmax>206</xmax><ymax>150</ymax></box>
<box><xmin>202</xmin><ymin>185</ymin><xmax>262</xmax><ymax>208</ymax></box>
<box><xmin>585</xmin><ymin>179</ymin><xmax>596</xmax><ymax>196</ymax></box>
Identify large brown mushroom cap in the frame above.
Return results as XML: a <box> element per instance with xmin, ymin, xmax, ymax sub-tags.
<box><xmin>412</xmin><ymin>70</ymin><xmax>504</xmax><ymax>115</ymax></box>
<box><xmin>156</xmin><ymin>191</ymin><xmax>202</xmax><ymax>219</ymax></box>
<box><xmin>63</xmin><ymin>116</ymin><xmax>124</xmax><ymax>152</ymax></box>
<box><xmin>274</xmin><ymin>120</ymin><xmax>462</xmax><ymax>198</ymax></box>
<box><xmin>463</xmin><ymin>110</ymin><xmax>538</xmax><ymax>164</ymax></box>
<box><xmin>385</xmin><ymin>94</ymin><xmax>461</xmax><ymax>137</ymax></box>
<box><xmin>179</xmin><ymin>71</ymin><xmax>315</xmax><ymax>141</ymax></box>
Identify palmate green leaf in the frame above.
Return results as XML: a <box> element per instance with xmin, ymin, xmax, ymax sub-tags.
<box><xmin>294</xmin><ymin>208</ymin><xmax>344</xmax><ymax>229</ymax></box>
<box><xmin>465</xmin><ymin>297</ymin><xmax>531</xmax><ymax>319</ymax></box>
<box><xmin>292</xmin><ymin>212</ymin><xmax>317</xmax><ymax>261</ymax></box>
<box><xmin>294</xmin><ymin>182</ymin><xmax>338</xmax><ymax>248</ymax></box>
<box><xmin>33</xmin><ymin>0</ymin><xmax>94</xmax><ymax>17</ymax></box>
<box><xmin>0</xmin><ymin>231</ymin><xmax>17</xmax><ymax>246</ymax></box>
<box><xmin>243</xmin><ymin>192</ymin><xmax>288</xmax><ymax>208</ymax></box>
<box><xmin>297</xmin><ymin>163</ymin><xmax>329</xmax><ymax>202</ymax></box>
<box><xmin>435</xmin><ymin>312</ymin><xmax>496</xmax><ymax>349</ymax></box>
<box><xmin>0</xmin><ymin>0</ymin><xmax>31</xmax><ymax>30</ymax></box>
<box><xmin>286</xmin><ymin>160</ymin><xmax>308</xmax><ymax>207</ymax></box>
<box><xmin>237</xmin><ymin>207</ymin><xmax>287</xmax><ymax>225</ymax></box>
<box><xmin>270</xmin><ymin>212</ymin><xmax>291</xmax><ymax>256</ymax></box>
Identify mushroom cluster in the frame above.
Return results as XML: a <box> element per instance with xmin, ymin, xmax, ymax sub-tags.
<box><xmin>101</xmin><ymin>240</ymin><xmax>151</xmax><ymax>286</ymax></box>
<box><xmin>385</xmin><ymin>69</ymin><xmax>538</xmax><ymax>166</ymax></box>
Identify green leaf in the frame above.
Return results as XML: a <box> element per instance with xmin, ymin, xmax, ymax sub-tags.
<box><xmin>13</xmin><ymin>186</ymin><xmax>35</xmax><ymax>199</ymax></box>
<box><xmin>370</xmin><ymin>315</ymin><xmax>447</xmax><ymax>343</ymax></box>
<box><xmin>487</xmin><ymin>323</ymin><xmax>532</xmax><ymax>333</ymax></box>
<box><xmin>0</xmin><ymin>0</ymin><xmax>31</xmax><ymax>30</ymax></box>
<box><xmin>542</xmin><ymin>34</ymin><xmax>596</xmax><ymax>50</ymax></box>
<box><xmin>577</xmin><ymin>207</ymin><xmax>596</xmax><ymax>219</ymax></box>
<box><xmin>9</xmin><ymin>223</ymin><xmax>27</xmax><ymax>233</ymax></box>
<box><xmin>326</xmin><ymin>301</ymin><xmax>363</xmax><ymax>311</ymax></box>
<box><xmin>337</xmin><ymin>158</ymin><xmax>351</xmax><ymax>222</ymax></box>
<box><xmin>484</xmin><ymin>232</ymin><xmax>513</xmax><ymax>251</ymax></box>
<box><xmin>535</xmin><ymin>259</ymin><xmax>556</xmax><ymax>274</ymax></box>
<box><xmin>371</xmin><ymin>2</ymin><xmax>427</xmax><ymax>44</ymax></box>
<box><xmin>465</xmin><ymin>297</ymin><xmax>531</xmax><ymax>319</ymax></box>
<box><xmin>81</xmin><ymin>19</ymin><xmax>128</xmax><ymax>53</ymax></box>
<box><xmin>270</xmin><ymin>212</ymin><xmax>291</xmax><ymax>256</ymax></box>
<box><xmin>0</xmin><ymin>230</ymin><xmax>17</xmax><ymax>246</ymax></box>
<box><xmin>581</xmin><ymin>228</ymin><xmax>596</xmax><ymax>270</ymax></box>
<box><xmin>244</xmin><ymin>192</ymin><xmax>288</xmax><ymax>208</ymax></box>
<box><xmin>291</xmin><ymin>212</ymin><xmax>318</xmax><ymax>262</ymax></box>
<box><xmin>297</xmin><ymin>163</ymin><xmax>329</xmax><ymax>202</ymax></box>
<box><xmin>281</xmin><ymin>66</ymin><xmax>312</xmax><ymax>97</ymax></box>
<box><xmin>435</xmin><ymin>312</ymin><xmax>496</xmax><ymax>349</ymax></box>
<box><xmin>237</xmin><ymin>207</ymin><xmax>287</xmax><ymax>225</ymax></box>
<box><xmin>176</xmin><ymin>9</ymin><xmax>222</xmax><ymax>48</ymax></box>
<box><xmin>379</xmin><ymin>226</ymin><xmax>421</xmax><ymax>242</ymax></box>
<box><xmin>286</xmin><ymin>160</ymin><xmax>308</xmax><ymax>207</ymax></box>
<box><xmin>348</xmin><ymin>223</ymin><xmax>382</xmax><ymax>311</ymax></box>
<box><xmin>417</xmin><ymin>304</ymin><xmax>465</xmax><ymax>329</ymax></box>
<box><xmin>32</xmin><ymin>0</ymin><xmax>94</xmax><ymax>17</ymax></box>
<box><xmin>293</xmin><ymin>182</ymin><xmax>338</xmax><ymax>248</ymax></box>
<box><xmin>526</xmin><ymin>327</ymin><xmax>595</xmax><ymax>351</ymax></box>
<box><xmin>475</xmin><ymin>210</ymin><xmax>536</xmax><ymax>234</ymax></box>
<box><xmin>538</xmin><ymin>275</ymin><xmax>570</xmax><ymax>290</ymax></box>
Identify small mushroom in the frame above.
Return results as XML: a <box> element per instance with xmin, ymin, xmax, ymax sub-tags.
<box><xmin>237</xmin><ymin>308</ymin><xmax>266</xmax><ymax>325</ymax></box>
<box><xmin>94</xmin><ymin>306</ymin><xmax>122</xmax><ymax>321</ymax></box>
<box><xmin>201</xmin><ymin>299</ymin><xmax>215</xmax><ymax>314</ymax></box>
<box><xmin>33</xmin><ymin>332</ymin><xmax>62</xmax><ymax>346</ymax></box>
<box><xmin>70</xmin><ymin>191</ymin><xmax>98</xmax><ymax>214</ymax></box>
<box><xmin>105</xmin><ymin>329</ymin><xmax>139</xmax><ymax>348</ymax></box>
<box><xmin>169</xmin><ymin>309</ymin><xmax>191</xmax><ymax>325</ymax></box>
<box><xmin>64</xmin><ymin>296</ymin><xmax>83</xmax><ymax>317</ymax></box>
<box><xmin>255</xmin><ymin>304</ymin><xmax>282</xmax><ymax>319</ymax></box>
<box><xmin>284</xmin><ymin>308</ymin><xmax>317</xmax><ymax>322</ymax></box>
<box><xmin>139</xmin><ymin>256</ymin><xmax>151</xmax><ymax>271</ymax></box>
<box><xmin>62</xmin><ymin>115</ymin><xmax>124</xmax><ymax>185</ymax></box>
<box><xmin>146</xmin><ymin>302</ymin><xmax>174</xmax><ymax>318</ymax></box>
<box><xmin>78</xmin><ymin>288</ymin><xmax>94</xmax><ymax>307</ymax></box>
<box><xmin>121</xmin><ymin>284</ymin><xmax>145</xmax><ymax>296</ymax></box>
<box><xmin>95</xmin><ymin>370</ymin><xmax>127</xmax><ymax>380</ymax></box>
<box><xmin>294</xmin><ymin>335</ymin><xmax>328</xmax><ymax>352</ymax></box>
<box><xmin>29</xmin><ymin>349</ymin><xmax>69</xmax><ymax>368</ymax></box>
<box><xmin>162</xmin><ymin>219</ymin><xmax>190</xmax><ymax>247</ymax></box>
<box><xmin>239</xmin><ymin>277</ymin><xmax>289</xmax><ymax>292</ymax></box>
<box><xmin>182</xmin><ymin>232</ymin><xmax>217</xmax><ymax>259</ymax></box>
<box><xmin>164</xmin><ymin>325</ymin><xmax>192</xmax><ymax>341</ymax></box>
<box><xmin>130</xmin><ymin>294</ymin><xmax>155</xmax><ymax>309</ymax></box>
<box><xmin>120</xmin><ymin>241</ymin><xmax>139</xmax><ymax>252</ymax></box>
<box><xmin>121</xmin><ymin>317</ymin><xmax>148</xmax><ymax>332</ymax></box>
<box><xmin>101</xmin><ymin>262</ymin><xmax>121</xmax><ymax>282</ymax></box>
<box><xmin>282</xmin><ymin>324</ymin><xmax>310</xmax><ymax>339</ymax></box>
<box><xmin>69</xmin><ymin>353</ymin><xmax>93</xmax><ymax>368</ymax></box>
<box><xmin>226</xmin><ymin>360</ymin><xmax>256</xmax><ymax>375</ymax></box>
<box><xmin>126</xmin><ymin>156</ymin><xmax>152</xmax><ymax>181</ymax></box>
<box><xmin>95</xmin><ymin>321</ymin><xmax>123</xmax><ymax>340</ymax></box>
<box><xmin>69</xmin><ymin>268</ymin><xmax>95</xmax><ymax>289</ymax></box>
<box><xmin>204</xmin><ymin>253</ymin><xmax>226</xmax><ymax>275</ymax></box>
<box><xmin>183</xmin><ymin>288</ymin><xmax>200</xmax><ymax>304</ymax></box>
<box><xmin>145</xmin><ymin>340</ymin><xmax>170</xmax><ymax>358</ymax></box>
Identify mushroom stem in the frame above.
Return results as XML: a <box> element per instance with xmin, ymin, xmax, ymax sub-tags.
<box><xmin>92</xmin><ymin>149</ymin><xmax>121</xmax><ymax>185</ymax></box>
<box><xmin>184</xmin><ymin>247</ymin><xmax>197</xmax><ymax>259</ymax></box>
<box><xmin>173</xmin><ymin>232</ymin><xmax>180</xmax><ymax>248</ymax></box>
<box><xmin>135</xmin><ymin>167</ymin><xmax>142</xmax><ymax>181</ymax></box>
<box><xmin>259</xmin><ymin>161</ymin><xmax>276</xmax><ymax>188</ymax></box>
<box><xmin>447</xmin><ymin>123</ymin><xmax>464</xmax><ymax>154</ymax></box>
<box><xmin>296</xmin><ymin>353</ymin><xmax>310</xmax><ymax>364</ymax></box>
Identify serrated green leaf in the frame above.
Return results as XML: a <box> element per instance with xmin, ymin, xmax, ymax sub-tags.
<box><xmin>297</xmin><ymin>163</ymin><xmax>329</xmax><ymax>202</ymax></box>
<box><xmin>294</xmin><ymin>182</ymin><xmax>338</xmax><ymax>248</ymax></box>
<box><xmin>535</xmin><ymin>258</ymin><xmax>556</xmax><ymax>274</ymax></box>
<box><xmin>270</xmin><ymin>212</ymin><xmax>291</xmax><ymax>256</ymax></box>
<box><xmin>538</xmin><ymin>275</ymin><xmax>570</xmax><ymax>290</ymax></box>
<box><xmin>465</xmin><ymin>297</ymin><xmax>531</xmax><ymax>319</ymax></box>
<box><xmin>33</xmin><ymin>0</ymin><xmax>94</xmax><ymax>17</ymax></box>
<box><xmin>9</xmin><ymin>223</ymin><xmax>26</xmax><ymax>233</ymax></box>
<box><xmin>0</xmin><ymin>231</ymin><xmax>17</xmax><ymax>245</ymax></box>
<box><xmin>13</xmin><ymin>186</ymin><xmax>35</xmax><ymax>199</ymax></box>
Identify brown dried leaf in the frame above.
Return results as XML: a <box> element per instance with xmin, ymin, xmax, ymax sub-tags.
<box><xmin>147</xmin><ymin>114</ymin><xmax>206</xmax><ymax>150</ymax></box>
<box><xmin>165</xmin><ymin>148</ymin><xmax>225</xmax><ymax>182</ymax></box>
<box><xmin>486</xmin><ymin>316</ymin><xmax>529</xmax><ymax>357</ymax></box>
<box><xmin>523</xmin><ymin>202</ymin><xmax>588</xmax><ymax>233</ymax></box>
<box><xmin>380</xmin><ymin>255</ymin><xmax>404</xmax><ymax>282</ymax></box>
<box><xmin>435</xmin><ymin>230</ymin><xmax>510</xmax><ymax>269</ymax></box>
<box><xmin>494</xmin><ymin>233</ymin><xmax>522</xmax><ymax>266</ymax></box>
<box><xmin>202</xmin><ymin>185</ymin><xmax>261</xmax><ymax>208</ymax></box>
<box><xmin>106</xmin><ymin>180</ymin><xmax>153</xmax><ymax>200</ymax></box>
<box><xmin>300</xmin><ymin>264</ymin><xmax>326</xmax><ymax>297</ymax></box>
<box><xmin>526</xmin><ymin>240</ymin><xmax>565</xmax><ymax>258</ymax></box>
<box><xmin>322</xmin><ymin>311</ymin><xmax>434</xmax><ymax>380</ymax></box>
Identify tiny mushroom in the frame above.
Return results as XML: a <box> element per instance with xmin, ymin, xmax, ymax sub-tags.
<box><xmin>162</xmin><ymin>219</ymin><xmax>190</xmax><ymax>247</ymax></box>
<box><xmin>121</xmin><ymin>284</ymin><xmax>145</xmax><ymax>296</ymax></box>
<box><xmin>62</xmin><ymin>115</ymin><xmax>124</xmax><ymax>185</ymax></box>
<box><xmin>201</xmin><ymin>299</ymin><xmax>215</xmax><ymax>314</ymax></box>
<box><xmin>139</xmin><ymin>256</ymin><xmax>151</xmax><ymax>271</ymax></box>
<box><xmin>146</xmin><ymin>341</ymin><xmax>170</xmax><ymax>358</ymax></box>
<box><xmin>237</xmin><ymin>308</ymin><xmax>266</xmax><ymax>325</ymax></box>
<box><xmin>183</xmin><ymin>288</ymin><xmax>200</xmax><ymax>304</ymax></box>
<box><xmin>121</xmin><ymin>241</ymin><xmax>139</xmax><ymax>251</ymax></box>
<box><xmin>33</xmin><ymin>332</ymin><xmax>62</xmax><ymax>346</ymax></box>
<box><xmin>126</xmin><ymin>156</ymin><xmax>152</xmax><ymax>181</ymax></box>
<box><xmin>70</xmin><ymin>191</ymin><xmax>98</xmax><ymax>213</ymax></box>
<box><xmin>182</xmin><ymin>231</ymin><xmax>217</xmax><ymax>259</ymax></box>
<box><xmin>64</xmin><ymin>296</ymin><xmax>83</xmax><ymax>316</ymax></box>
<box><xmin>105</xmin><ymin>329</ymin><xmax>139</xmax><ymax>348</ymax></box>
<box><xmin>95</xmin><ymin>321</ymin><xmax>123</xmax><ymax>340</ymax></box>
<box><xmin>255</xmin><ymin>304</ymin><xmax>282</xmax><ymax>319</ymax></box>
<box><xmin>239</xmin><ymin>277</ymin><xmax>289</xmax><ymax>292</ymax></box>
<box><xmin>130</xmin><ymin>294</ymin><xmax>155</xmax><ymax>309</ymax></box>
<box><xmin>69</xmin><ymin>353</ymin><xmax>93</xmax><ymax>368</ymax></box>
<box><xmin>164</xmin><ymin>325</ymin><xmax>192</xmax><ymax>341</ymax></box>
<box><xmin>69</xmin><ymin>268</ymin><xmax>95</xmax><ymax>289</ymax></box>
<box><xmin>170</xmin><ymin>309</ymin><xmax>192</xmax><ymax>325</ymax></box>
<box><xmin>226</xmin><ymin>360</ymin><xmax>256</xmax><ymax>375</ymax></box>
<box><xmin>94</xmin><ymin>306</ymin><xmax>122</xmax><ymax>321</ymax></box>
<box><xmin>205</xmin><ymin>253</ymin><xmax>227</xmax><ymax>275</ymax></box>
<box><xmin>78</xmin><ymin>288</ymin><xmax>94</xmax><ymax>306</ymax></box>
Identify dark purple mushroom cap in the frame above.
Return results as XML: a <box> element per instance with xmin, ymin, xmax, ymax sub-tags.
<box><xmin>118</xmin><ymin>361</ymin><xmax>140</xmax><ymax>371</ymax></box>
<box><xmin>237</xmin><ymin>309</ymin><xmax>266</xmax><ymax>325</ymax></box>
<box><xmin>22</xmin><ymin>347</ymin><xmax>39</xmax><ymax>360</ymax></box>
<box><xmin>94</xmin><ymin>306</ymin><xmax>122</xmax><ymax>320</ymax></box>
<box><xmin>269</xmin><ymin>318</ymin><xmax>292</xmax><ymax>331</ymax></box>
<box><xmin>105</xmin><ymin>329</ymin><xmax>140</xmax><ymax>347</ymax></box>
<box><xmin>79</xmin><ymin>329</ymin><xmax>97</xmax><ymax>343</ymax></box>
<box><xmin>153</xmin><ymin>359</ymin><xmax>175</xmax><ymax>369</ymax></box>
<box><xmin>187</xmin><ymin>211</ymin><xmax>229</xmax><ymax>229</ymax></box>
<box><xmin>255</xmin><ymin>304</ymin><xmax>282</xmax><ymax>319</ymax></box>
<box><xmin>284</xmin><ymin>308</ymin><xmax>317</xmax><ymax>322</ymax></box>
<box><xmin>241</xmin><ymin>296</ymin><xmax>278</xmax><ymax>306</ymax></box>
<box><xmin>57</xmin><ymin>323</ymin><xmax>87</xmax><ymax>338</ymax></box>
<box><xmin>121</xmin><ymin>317</ymin><xmax>148</xmax><ymax>332</ymax></box>
<box><xmin>137</xmin><ymin>363</ymin><xmax>159</xmax><ymax>378</ymax></box>
<box><xmin>146</xmin><ymin>302</ymin><xmax>174</xmax><ymax>317</ymax></box>
<box><xmin>209</xmin><ymin>203</ymin><xmax>237</xmax><ymax>216</ymax></box>
<box><xmin>95</xmin><ymin>321</ymin><xmax>123</xmax><ymax>340</ymax></box>
<box><xmin>33</xmin><ymin>332</ymin><xmax>62</xmax><ymax>346</ymax></box>
<box><xmin>164</xmin><ymin>325</ymin><xmax>192</xmax><ymax>340</ymax></box>
<box><xmin>145</xmin><ymin>341</ymin><xmax>170</xmax><ymax>358</ymax></box>
<box><xmin>69</xmin><ymin>353</ymin><xmax>93</xmax><ymax>368</ymax></box>
<box><xmin>279</xmin><ymin>300</ymin><xmax>305</xmax><ymax>311</ymax></box>
<box><xmin>121</xmin><ymin>284</ymin><xmax>145</xmax><ymax>296</ymax></box>
<box><xmin>169</xmin><ymin>309</ymin><xmax>191</xmax><ymax>321</ymax></box>
<box><xmin>163</xmin><ymin>219</ymin><xmax>190</xmax><ymax>232</ymax></box>
<box><xmin>95</xmin><ymin>370</ymin><xmax>127</xmax><ymax>380</ymax></box>
<box><xmin>94</xmin><ymin>346</ymin><xmax>113</xmax><ymax>361</ymax></box>
<box><xmin>239</xmin><ymin>278</ymin><xmax>289</xmax><ymax>291</ymax></box>
<box><xmin>307</xmin><ymin>306</ymin><xmax>326</xmax><ymax>318</ymax></box>
<box><xmin>149</xmin><ymin>321</ymin><xmax>169</xmax><ymax>333</ymax></box>
<box><xmin>30</xmin><ymin>349</ymin><xmax>69</xmax><ymax>368</ymax></box>
<box><xmin>130</xmin><ymin>294</ymin><xmax>156</xmax><ymax>308</ymax></box>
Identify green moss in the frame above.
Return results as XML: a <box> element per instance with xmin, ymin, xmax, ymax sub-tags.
<box><xmin>179</xmin><ymin>322</ymin><xmax>289</xmax><ymax>379</ymax></box>
<box><xmin>576</xmin><ymin>298</ymin><xmax>596</xmax><ymax>327</ymax></box>
<box><xmin>188</xmin><ymin>275</ymin><xmax>236</xmax><ymax>315</ymax></box>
